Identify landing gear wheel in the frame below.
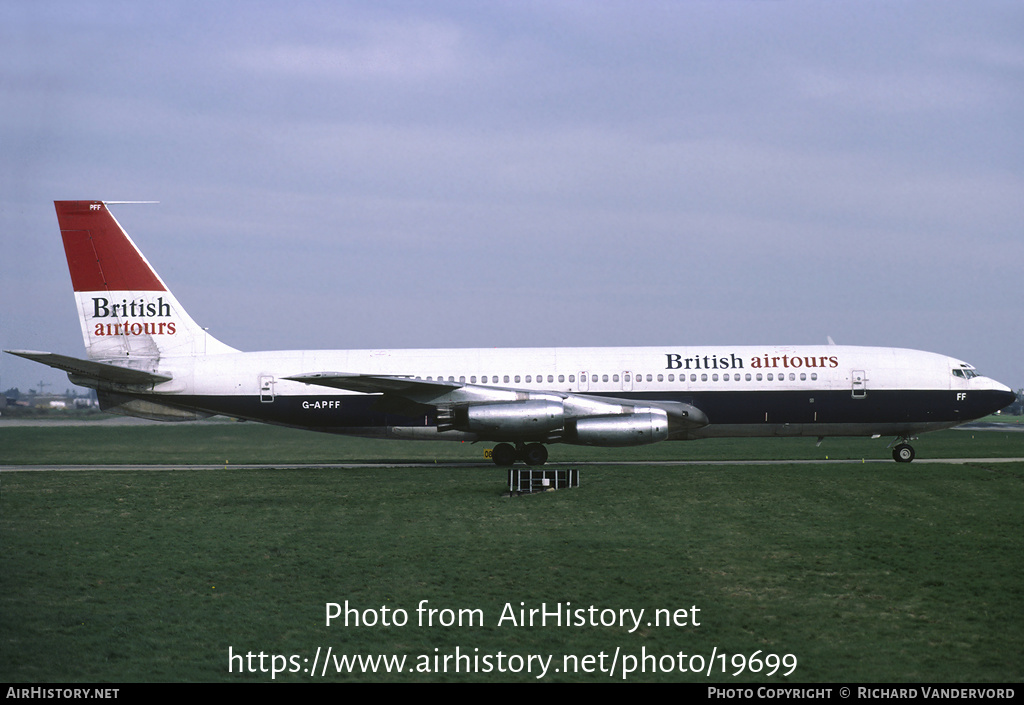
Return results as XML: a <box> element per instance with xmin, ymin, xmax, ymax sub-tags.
<box><xmin>491</xmin><ymin>443</ymin><xmax>516</xmax><ymax>467</ymax></box>
<box><xmin>523</xmin><ymin>443</ymin><xmax>548</xmax><ymax>466</ymax></box>
<box><xmin>893</xmin><ymin>443</ymin><xmax>915</xmax><ymax>463</ymax></box>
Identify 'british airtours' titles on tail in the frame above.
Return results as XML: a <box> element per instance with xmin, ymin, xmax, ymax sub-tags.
<box><xmin>90</xmin><ymin>296</ymin><xmax>176</xmax><ymax>337</ymax></box>
<box><xmin>665</xmin><ymin>353</ymin><xmax>840</xmax><ymax>371</ymax></box>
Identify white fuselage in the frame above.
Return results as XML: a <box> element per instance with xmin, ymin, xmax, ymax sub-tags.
<box><xmin>127</xmin><ymin>343</ymin><xmax>1010</xmax><ymax>443</ymax></box>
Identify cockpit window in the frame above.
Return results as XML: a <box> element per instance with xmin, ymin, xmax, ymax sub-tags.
<box><xmin>952</xmin><ymin>367</ymin><xmax>979</xmax><ymax>379</ymax></box>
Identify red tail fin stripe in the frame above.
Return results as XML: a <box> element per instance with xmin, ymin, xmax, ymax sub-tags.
<box><xmin>55</xmin><ymin>201</ymin><xmax>166</xmax><ymax>292</ymax></box>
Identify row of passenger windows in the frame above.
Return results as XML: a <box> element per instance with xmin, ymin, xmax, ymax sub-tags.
<box><xmin>422</xmin><ymin>372</ymin><xmax>819</xmax><ymax>384</ymax></box>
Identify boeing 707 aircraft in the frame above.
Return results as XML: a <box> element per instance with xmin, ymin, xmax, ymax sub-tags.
<box><xmin>6</xmin><ymin>201</ymin><xmax>1015</xmax><ymax>465</ymax></box>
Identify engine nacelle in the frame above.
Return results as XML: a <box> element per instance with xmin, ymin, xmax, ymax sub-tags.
<box><xmin>448</xmin><ymin>400</ymin><xmax>565</xmax><ymax>436</ymax></box>
<box><xmin>563</xmin><ymin>409</ymin><xmax>669</xmax><ymax>447</ymax></box>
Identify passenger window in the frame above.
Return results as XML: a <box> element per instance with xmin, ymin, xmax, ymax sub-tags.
<box><xmin>558</xmin><ymin>375</ymin><xmax>564</xmax><ymax>383</ymax></box>
<box><xmin>525</xmin><ymin>375</ymin><xmax>532</xmax><ymax>383</ymax></box>
<box><xmin>701</xmin><ymin>373</ymin><xmax>708</xmax><ymax>381</ymax></box>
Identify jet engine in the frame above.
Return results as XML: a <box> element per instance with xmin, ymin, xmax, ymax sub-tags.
<box><xmin>439</xmin><ymin>400</ymin><xmax>565</xmax><ymax>436</ymax></box>
<box><xmin>563</xmin><ymin>409</ymin><xmax>669</xmax><ymax>446</ymax></box>
<box><xmin>437</xmin><ymin>398</ymin><xmax>685</xmax><ymax>447</ymax></box>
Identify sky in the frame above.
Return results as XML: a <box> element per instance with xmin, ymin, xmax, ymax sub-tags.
<box><xmin>2</xmin><ymin>0</ymin><xmax>1022</xmax><ymax>394</ymax></box>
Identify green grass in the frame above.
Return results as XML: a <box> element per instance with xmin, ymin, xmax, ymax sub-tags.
<box><xmin>1</xmin><ymin>424</ymin><xmax>1022</xmax><ymax>682</ymax></box>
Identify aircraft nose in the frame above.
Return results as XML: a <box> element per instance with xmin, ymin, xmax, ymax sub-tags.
<box><xmin>995</xmin><ymin>388</ymin><xmax>1017</xmax><ymax>409</ymax></box>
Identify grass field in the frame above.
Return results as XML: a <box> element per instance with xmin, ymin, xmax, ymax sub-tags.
<box><xmin>1</xmin><ymin>422</ymin><xmax>1022</xmax><ymax>682</ymax></box>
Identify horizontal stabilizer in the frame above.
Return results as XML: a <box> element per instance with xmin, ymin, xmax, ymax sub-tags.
<box><xmin>4</xmin><ymin>350</ymin><xmax>172</xmax><ymax>386</ymax></box>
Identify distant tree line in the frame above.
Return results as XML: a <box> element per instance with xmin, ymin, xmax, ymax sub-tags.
<box><xmin>1005</xmin><ymin>389</ymin><xmax>1024</xmax><ymax>416</ymax></box>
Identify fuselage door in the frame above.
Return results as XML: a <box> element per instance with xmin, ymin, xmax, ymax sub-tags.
<box><xmin>260</xmin><ymin>375</ymin><xmax>275</xmax><ymax>403</ymax></box>
<box><xmin>579</xmin><ymin>371</ymin><xmax>589</xmax><ymax>392</ymax></box>
<box><xmin>621</xmin><ymin>371</ymin><xmax>633</xmax><ymax>392</ymax></box>
<box><xmin>851</xmin><ymin>370</ymin><xmax>867</xmax><ymax>399</ymax></box>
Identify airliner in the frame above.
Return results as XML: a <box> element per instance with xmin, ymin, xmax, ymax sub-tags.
<box><xmin>6</xmin><ymin>201</ymin><xmax>1015</xmax><ymax>465</ymax></box>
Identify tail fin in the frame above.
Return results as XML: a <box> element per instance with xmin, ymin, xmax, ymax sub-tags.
<box><xmin>55</xmin><ymin>201</ymin><xmax>237</xmax><ymax>362</ymax></box>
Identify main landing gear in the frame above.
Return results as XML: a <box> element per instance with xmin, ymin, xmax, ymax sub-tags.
<box><xmin>891</xmin><ymin>438</ymin><xmax>917</xmax><ymax>463</ymax></box>
<box><xmin>491</xmin><ymin>442</ymin><xmax>548</xmax><ymax>467</ymax></box>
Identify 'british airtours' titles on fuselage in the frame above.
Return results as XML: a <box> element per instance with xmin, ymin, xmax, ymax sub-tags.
<box><xmin>90</xmin><ymin>296</ymin><xmax>176</xmax><ymax>337</ymax></box>
<box><xmin>665</xmin><ymin>353</ymin><xmax>840</xmax><ymax>371</ymax></box>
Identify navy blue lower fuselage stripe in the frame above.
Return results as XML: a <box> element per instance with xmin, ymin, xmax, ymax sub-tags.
<box><xmin>128</xmin><ymin>388</ymin><xmax>1014</xmax><ymax>436</ymax></box>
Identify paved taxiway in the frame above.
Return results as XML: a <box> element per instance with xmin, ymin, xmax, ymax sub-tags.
<box><xmin>3</xmin><ymin>457</ymin><xmax>1024</xmax><ymax>472</ymax></box>
<box><xmin>3</xmin><ymin>419</ymin><xmax>1019</xmax><ymax>471</ymax></box>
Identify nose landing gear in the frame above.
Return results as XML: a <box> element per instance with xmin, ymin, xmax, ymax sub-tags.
<box><xmin>891</xmin><ymin>438</ymin><xmax>917</xmax><ymax>463</ymax></box>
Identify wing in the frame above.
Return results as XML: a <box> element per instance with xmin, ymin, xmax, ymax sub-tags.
<box><xmin>282</xmin><ymin>372</ymin><xmax>467</xmax><ymax>417</ymax></box>
<box><xmin>284</xmin><ymin>371</ymin><xmax>709</xmax><ymax>443</ymax></box>
<box><xmin>282</xmin><ymin>372</ymin><xmax>461</xmax><ymax>395</ymax></box>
